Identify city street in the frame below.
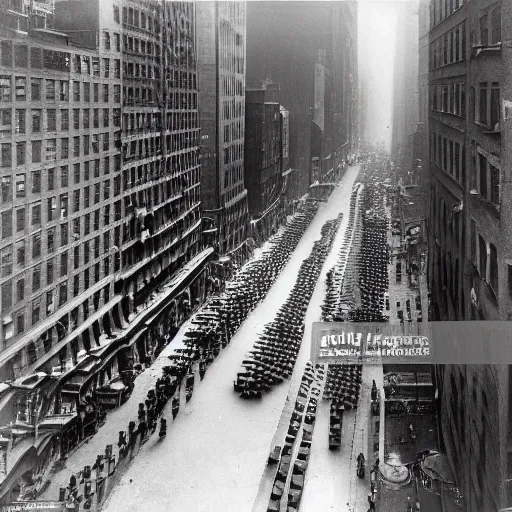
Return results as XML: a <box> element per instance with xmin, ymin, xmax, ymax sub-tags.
<box><xmin>100</xmin><ymin>166</ymin><xmax>361</xmax><ymax>511</ymax></box>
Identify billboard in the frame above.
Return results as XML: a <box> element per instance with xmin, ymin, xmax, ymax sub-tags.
<box><xmin>311</xmin><ymin>322</ymin><xmax>432</xmax><ymax>365</ymax></box>
<box><xmin>0</xmin><ymin>503</ymin><xmax>64</xmax><ymax>512</ymax></box>
<box><xmin>312</xmin><ymin>321</ymin><xmax>512</xmax><ymax>364</ymax></box>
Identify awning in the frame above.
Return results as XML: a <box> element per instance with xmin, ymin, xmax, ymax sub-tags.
<box><xmin>37</xmin><ymin>414</ymin><xmax>76</xmax><ymax>430</ymax></box>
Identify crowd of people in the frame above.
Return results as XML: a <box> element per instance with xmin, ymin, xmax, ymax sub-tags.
<box><xmin>234</xmin><ymin>214</ymin><xmax>344</xmax><ymax>399</ymax></box>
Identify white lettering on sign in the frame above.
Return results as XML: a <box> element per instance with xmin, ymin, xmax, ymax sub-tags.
<box><xmin>319</xmin><ymin>330</ymin><xmax>430</xmax><ymax>359</ymax></box>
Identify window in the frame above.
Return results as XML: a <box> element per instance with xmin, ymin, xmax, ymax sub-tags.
<box><xmin>31</xmin><ymin>226</ymin><xmax>42</xmax><ymax>258</ymax></box>
<box><xmin>84</xmin><ymin>186</ymin><xmax>90</xmax><ymax>208</ymax></box>
<box><xmin>31</xmin><ymin>140</ymin><xmax>41</xmax><ymax>163</ymax></box>
<box><xmin>46</xmin><ymin>139</ymin><xmax>57</xmax><ymax>161</ymax></box>
<box><xmin>114</xmin><ymin>59</ymin><xmax>121</xmax><ymax>78</ymax></box>
<box><xmin>31</xmin><ymin>109</ymin><xmax>41</xmax><ymax>132</ymax></box>
<box><xmin>15</xmin><ymin>77</ymin><xmax>26</xmax><ymax>101</ymax></box>
<box><xmin>1</xmin><ymin>176</ymin><xmax>11</xmax><ymax>204</ymax></box>
<box><xmin>59</xmin><ymin>281</ymin><xmax>67</xmax><ymax>306</ymax></box>
<box><xmin>15</xmin><ymin>109</ymin><xmax>25</xmax><ymax>134</ymax></box>
<box><xmin>14</xmin><ymin>239</ymin><xmax>24</xmax><ymax>269</ymax></box>
<box><xmin>16</xmin><ymin>312</ymin><xmax>24</xmax><ymax>335</ymax></box>
<box><xmin>31</xmin><ymin>78</ymin><xmax>41</xmax><ymax>101</ymax></box>
<box><xmin>1</xmin><ymin>143</ymin><xmax>11</xmax><ymax>167</ymax></box>
<box><xmin>490</xmin><ymin>85</ymin><xmax>500</xmax><ymax>129</ymax></box>
<box><xmin>0</xmin><ymin>245</ymin><xmax>12</xmax><ymax>277</ymax></box>
<box><xmin>47</xmin><ymin>258</ymin><xmax>53</xmax><ymax>285</ymax></box>
<box><xmin>32</xmin><ymin>170</ymin><xmax>41</xmax><ymax>194</ymax></box>
<box><xmin>83</xmin><ymin>109</ymin><xmax>90</xmax><ymax>129</ymax></box>
<box><xmin>93</xmin><ymin>83</ymin><xmax>99</xmax><ymax>102</ymax></box>
<box><xmin>60</xmin><ymin>193</ymin><xmax>68</xmax><ymax>219</ymax></box>
<box><xmin>479</xmin><ymin>235</ymin><xmax>487</xmax><ymax>278</ymax></box>
<box><xmin>1</xmin><ymin>281</ymin><xmax>11</xmax><ymax>312</ymax></box>
<box><xmin>74</xmin><ymin>245</ymin><xmax>80</xmax><ymax>269</ymax></box>
<box><xmin>479</xmin><ymin>154</ymin><xmax>488</xmax><ymax>198</ymax></box>
<box><xmin>94</xmin><ymin>183</ymin><xmax>100</xmax><ymax>204</ymax></box>
<box><xmin>73</xmin><ymin>163</ymin><xmax>80</xmax><ymax>184</ymax></box>
<box><xmin>32</xmin><ymin>299</ymin><xmax>40</xmax><ymax>326</ymax></box>
<box><xmin>103</xmin><ymin>108</ymin><xmax>109</xmax><ymax>128</ymax></box>
<box><xmin>15</xmin><ymin>174</ymin><xmax>25</xmax><ymax>198</ymax></box>
<box><xmin>92</xmin><ymin>57</ymin><xmax>100</xmax><ymax>77</ymax></box>
<box><xmin>1</xmin><ymin>210</ymin><xmax>12</xmax><ymax>239</ymax></box>
<box><xmin>103</xmin><ymin>59</ymin><xmax>110</xmax><ymax>78</ymax></box>
<box><xmin>48</xmin><ymin>168</ymin><xmax>55</xmax><ymax>190</ymax></box>
<box><xmin>16</xmin><ymin>209</ymin><xmax>24</xmax><ymax>232</ymax></box>
<box><xmin>47</xmin><ymin>227</ymin><xmax>55</xmax><ymax>253</ymax></box>
<box><xmin>61</xmin><ymin>109</ymin><xmax>69</xmax><ymax>130</ymax></box>
<box><xmin>61</xmin><ymin>138</ymin><xmax>69</xmax><ymax>160</ymax></box>
<box><xmin>490</xmin><ymin>164</ymin><xmax>500</xmax><ymax>207</ymax></box>
<box><xmin>83</xmin><ymin>135</ymin><xmax>90</xmax><ymax>156</ymax></box>
<box><xmin>0</xmin><ymin>108</ymin><xmax>11</xmax><ymax>136</ymax></box>
<box><xmin>73</xmin><ymin>81</ymin><xmax>80</xmax><ymax>102</ymax></box>
<box><xmin>114</xmin><ymin>85</ymin><xmax>121</xmax><ymax>103</ymax></box>
<box><xmin>490</xmin><ymin>243</ymin><xmax>498</xmax><ymax>294</ymax></box>
<box><xmin>60</xmin><ymin>165</ymin><xmax>68</xmax><ymax>188</ymax></box>
<box><xmin>47</xmin><ymin>197</ymin><xmax>57</xmax><ymax>221</ymax></box>
<box><xmin>104</xmin><ymin>32</ymin><xmax>111</xmax><ymax>50</ymax></box>
<box><xmin>491</xmin><ymin>6</ymin><xmax>501</xmax><ymax>45</ymax></box>
<box><xmin>60</xmin><ymin>251</ymin><xmax>68</xmax><ymax>277</ymax></box>
<box><xmin>103</xmin><ymin>84</ymin><xmax>109</xmax><ymax>102</ymax></box>
<box><xmin>16</xmin><ymin>278</ymin><xmax>24</xmax><ymax>302</ymax></box>
<box><xmin>45</xmin><ymin>79</ymin><xmax>55</xmax><ymax>101</ymax></box>
<box><xmin>0</xmin><ymin>76</ymin><xmax>11</xmax><ymax>102</ymax></box>
<box><xmin>59</xmin><ymin>80</ymin><xmax>69</xmax><ymax>101</ymax></box>
<box><xmin>60</xmin><ymin>222</ymin><xmax>69</xmax><ymax>247</ymax></box>
<box><xmin>16</xmin><ymin>142</ymin><xmax>25</xmax><ymax>166</ymax></box>
<box><xmin>73</xmin><ymin>136</ymin><xmax>80</xmax><ymax>157</ymax></box>
<box><xmin>93</xmin><ymin>108</ymin><xmax>99</xmax><ymax>128</ymax></box>
<box><xmin>73</xmin><ymin>190</ymin><xmax>80</xmax><ymax>212</ymax></box>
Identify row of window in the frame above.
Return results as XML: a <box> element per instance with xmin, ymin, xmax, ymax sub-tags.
<box><xmin>430</xmin><ymin>82</ymin><xmax>466</xmax><ymax>117</ymax></box>
<box><xmin>2</xmin><ymin>260</ymin><xmax>110</xmax><ymax>338</ymax></box>
<box><xmin>0</xmin><ymin>40</ymin><xmax>123</xmax><ymax>73</ymax></box>
<box><xmin>1</xmin><ymin>200</ymin><xmax>122</xmax><ymax>240</ymax></box>
<box><xmin>121</xmin><ymin>5</ymin><xmax>161</xmax><ymax>34</ymax></box>
<box><xmin>430</xmin><ymin>22</ymin><xmax>466</xmax><ymax>70</ymax></box>
<box><xmin>122</xmin><ymin>35</ymin><xmax>160</xmax><ymax>58</ymax></box>
<box><xmin>0</xmin><ymin>107</ymin><xmax>121</xmax><ymax>135</ymax></box>
<box><xmin>222</xmin><ymin>98</ymin><xmax>244</xmax><ymax>121</ymax></box>
<box><xmin>430</xmin><ymin>0</ymin><xmax>464</xmax><ymax>29</ymax></box>
<box><xmin>431</xmin><ymin>131</ymin><xmax>465</xmax><ymax>185</ymax></box>
<box><xmin>1</xmin><ymin>157</ymin><xmax>120</xmax><ymax>201</ymax></box>
<box><xmin>0</xmin><ymin>76</ymin><xmax>121</xmax><ymax>104</ymax></box>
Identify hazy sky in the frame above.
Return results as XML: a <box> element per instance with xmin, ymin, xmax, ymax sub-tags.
<box><xmin>358</xmin><ymin>0</ymin><xmax>401</xmax><ymax>149</ymax></box>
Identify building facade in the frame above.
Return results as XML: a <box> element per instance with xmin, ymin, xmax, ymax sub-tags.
<box><xmin>0</xmin><ymin>0</ymin><xmax>212</xmax><ymax>500</ymax></box>
<box><xmin>424</xmin><ymin>1</ymin><xmax>512</xmax><ymax>510</ymax></box>
<box><xmin>244</xmin><ymin>81</ymin><xmax>282</xmax><ymax>243</ymax></box>
<box><xmin>246</xmin><ymin>1</ymin><xmax>358</xmax><ymax>195</ymax></box>
<box><xmin>196</xmin><ymin>1</ymin><xmax>249</xmax><ymax>266</ymax></box>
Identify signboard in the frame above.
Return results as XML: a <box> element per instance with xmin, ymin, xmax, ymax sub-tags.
<box><xmin>311</xmin><ymin>322</ymin><xmax>432</xmax><ymax>365</ymax></box>
<box><xmin>1</xmin><ymin>503</ymin><xmax>64</xmax><ymax>512</ymax></box>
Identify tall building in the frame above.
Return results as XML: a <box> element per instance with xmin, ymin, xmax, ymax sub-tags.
<box><xmin>246</xmin><ymin>1</ymin><xmax>358</xmax><ymax>195</ymax></box>
<box><xmin>0</xmin><ymin>0</ymin><xmax>211</xmax><ymax>500</ymax></box>
<box><xmin>391</xmin><ymin>0</ymin><xmax>420</xmax><ymax>184</ymax></box>
<box><xmin>424</xmin><ymin>1</ymin><xmax>512</xmax><ymax>510</ymax></box>
<box><xmin>196</xmin><ymin>1</ymin><xmax>249</xmax><ymax>266</ymax></box>
<box><xmin>244</xmin><ymin>80</ymin><xmax>282</xmax><ymax>242</ymax></box>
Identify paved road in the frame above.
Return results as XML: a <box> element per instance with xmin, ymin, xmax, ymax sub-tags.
<box><xmin>102</xmin><ymin>166</ymin><xmax>361</xmax><ymax>512</ymax></box>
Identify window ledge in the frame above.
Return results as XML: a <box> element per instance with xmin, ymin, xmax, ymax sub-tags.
<box><xmin>469</xmin><ymin>192</ymin><xmax>501</xmax><ymax>218</ymax></box>
<box><xmin>475</xmin><ymin>121</ymin><xmax>501</xmax><ymax>135</ymax></box>
<box><xmin>472</xmin><ymin>43</ymin><xmax>502</xmax><ymax>58</ymax></box>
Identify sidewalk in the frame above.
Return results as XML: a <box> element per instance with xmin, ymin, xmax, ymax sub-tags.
<box><xmin>38</xmin><ymin>303</ymin><xmax>200</xmax><ymax>501</ymax></box>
